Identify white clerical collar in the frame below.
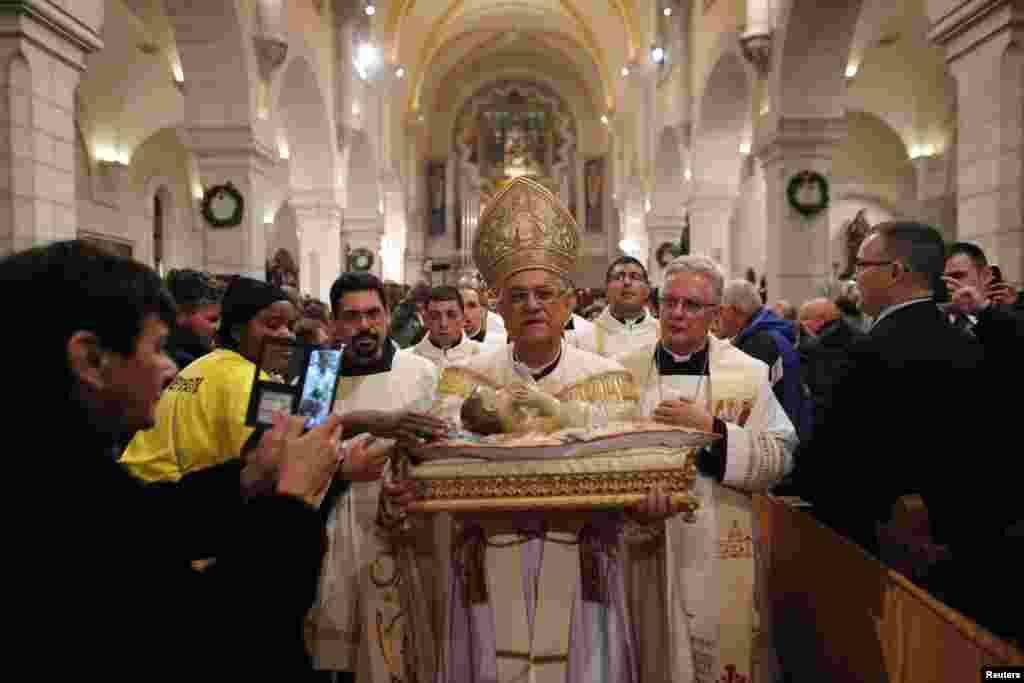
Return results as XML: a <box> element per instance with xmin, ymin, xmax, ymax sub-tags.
<box><xmin>511</xmin><ymin>342</ymin><xmax>564</xmax><ymax>381</ymax></box>
<box><xmin>610</xmin><ymin>309</ymin><xmax>646</xmax><ymax>328</ymax></box>
<box><xmin>869</xmin><ymin>297</ymin><xmax>933</xmax><ymax>331</ymax></box>
<box><xmin>660</xmin><ymin>338</ymin><xmax>710</xmax><ymax>363</ymax></box>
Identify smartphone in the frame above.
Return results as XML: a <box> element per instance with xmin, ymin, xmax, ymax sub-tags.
<box><xmin>990</xmin><ymin>265</ymin><xmax>1003</xmax><ymax>285</ymax></box>
<box><xmin>299</xmin><ymin>348</ymin><xmax>342</xmax><ymax>428</ymax></box>
<box><xmin>246</xmin><ymin>338</ymin><xmax>343</xmax><ymax>429</ymax></box>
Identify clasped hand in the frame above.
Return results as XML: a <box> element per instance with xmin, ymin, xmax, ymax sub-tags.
<box><xmin>652</xmin><ymin>399</ymin><xmax>714</xmax><ymax>433</ymax></box>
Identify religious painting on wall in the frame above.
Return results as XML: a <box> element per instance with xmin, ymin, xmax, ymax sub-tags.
<box><xmin>427</xmin><ymin>160</ymin><xmax>446</xmax><ymax>237</ymax></box>
<box><xmin>584</xmin><ymin>157</ymin><xmax>605</xmax><ymax>233</ymax></box>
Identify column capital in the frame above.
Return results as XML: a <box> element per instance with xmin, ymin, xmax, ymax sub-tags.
<box><xmin>754</xmin><ymin>116</ymin><xmax>847</xmax><ymax>165</ymax></box>
<box><xmin>928</xmin><ymin>0</ymin><xmax>1021</xmax><ymax>64</ymax></box>
<box><xmin>0</xmin><ymin>1</ymin><xmax>104</xmax><ymax>70</ymax></box>
<box><xmin>291</xmin><ymin>199</ymin><xmax>343</xmax><ymax>223</ymax></box>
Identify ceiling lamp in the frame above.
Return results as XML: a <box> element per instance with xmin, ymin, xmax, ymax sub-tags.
<box><xmin>664</xmin><ymin>7</ymin><xmax>672</xmax><ymax>16</ymax></box>
<box><xmin>621</xmin><ymin>66</ymin><xmax>630</xmax><ymax>77</ymax></box>
<box><xmin>395</xmin><ymin>67</ymin><xmax>405</xmax><ymax>78</ymax></box>
<box><xmin>651</xmin><ymin>46</ymin><xmax>665</xmax><ymax>64</ymax></box>
<box><xmin>365</xmin><ymin>4</ymin><xmax>376</xmax><ymax>16</ymax></box>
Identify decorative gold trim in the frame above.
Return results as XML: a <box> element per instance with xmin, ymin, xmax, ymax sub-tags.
<box><xmin>407</xmin><ymin>492</ymin><xmax>700</xmax><ymax>514</ymax></box>
<box><xmin>555</xmin><ymin>370</ymin><xmax>639</xmax><ymax>402</ymax></box>
<box><xmin>409</xmin><ymin>465</ymin><xmax>699</xmax><ymax>514</ymax></box>
<box><xmin>473</xmin><ymin>177</ymin><xmax>580</xmax><ymax>287</ymax></box>
<box><xmin>437</xmin><ymin>365</ymin><xmax>499</xmax><ymax>398</ymax></box>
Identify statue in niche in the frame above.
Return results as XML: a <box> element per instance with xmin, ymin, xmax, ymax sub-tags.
<box><xmin>840</xmin><ymin>209</ymin><xmax>872</xmax><ymax>279</ymax></box>
<box><xmin>266</xmin><ymin>248</ymin><xmax>298</xmax><ymax>289</ymax></box>
<box><xmin>427</xmin><ymin>160</ymin><xmax>446</xmax><ymax>237</ymax></box>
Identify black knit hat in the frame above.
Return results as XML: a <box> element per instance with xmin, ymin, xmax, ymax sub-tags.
<box><xmin>216</xmin><ymin>277</ymin><xmax>291</xmax><ymax>347</ymax></box>
<box><xmin>165</xmin><ymin>269</ymin><xmax>222</xmax><ymax>310</ymax></box>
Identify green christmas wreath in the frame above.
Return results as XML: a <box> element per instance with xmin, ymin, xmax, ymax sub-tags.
<box><xmin>786</xmin><ymin>170</ymin><xmax>829</xmax><ymax>217</ymax></box>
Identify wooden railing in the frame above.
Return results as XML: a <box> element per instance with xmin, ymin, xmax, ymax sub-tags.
<box><xmin>755</xmin><ymin>495</ymin><xmax>1023</xmax><ymax>682</ymax></box>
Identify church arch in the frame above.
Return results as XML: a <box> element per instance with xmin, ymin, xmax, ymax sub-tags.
<box><xmin>771</xmin><ymin>0</ymin><xmax>864</xmax><ymax>118</ymax></box>
<box><xmin>274</xmin><ymin>53</ymin><xmax>335</xmax><ymax>198</ymax></box>
<box><xmin>650</xmin><ymin>126</ymin><xmax>684</xmax><ymax>217</ymax></box>
<box><xmin>345</xmin><ymin>129</ymin><xmax>380</xmax><ymax>219</ymax></box>
<box><xmin>692</xmin><ymin>46</ymin><xmax>754</xmax><ymax>274</ymax></box>
<box><xmin>694</xmin><ymin>47</ymin><xmax>753</xmax><ymax>197</ymax></box>
<box><xmin>163</xmin><ymin>1</ymin><xmax>258</xmax><ymax>127</ymax></box>
<box><xmin>133</xmin><ymin>128</ymin><xmax>201</xmax><ymax>271</ymax></box>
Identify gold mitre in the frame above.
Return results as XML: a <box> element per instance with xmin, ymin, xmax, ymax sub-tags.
<box><xmin>473</xmin><ymin>177</ymin><xmax>580</xmax><ymax>287</ymax></box>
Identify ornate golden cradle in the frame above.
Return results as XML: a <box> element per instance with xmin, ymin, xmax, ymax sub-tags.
<box><xmin>403</xmin><ymin>367</ymin><xmax>716</xmax><ymax>517</ymax></box>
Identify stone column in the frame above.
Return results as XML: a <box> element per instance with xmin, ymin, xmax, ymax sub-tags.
<box><xmin>755</xmin><ymin>116</ymin><xmax>846</xmax><ymax>305</ymax></box>
<box><xmin>620</xmin><ymin>179</ymin><xmax>649</xmax><ymax>268</ymax></box>
<box><xmin>911</xmin><ymin>153</ymin><xmax>956</xmax><ymax>241</ymax></box>
<box><xmin>929</xmin><ymin>0</ymin><xmax>1023</xmax><ymax>283</ymax></box>
<box><xmin>687</xmin><ymin>194</ymin><xmax>737</xmax><ymax>276</ymax></box>
<box><xmin>293</xmin><ymin>201</ymin><xmax>342</xmax><ymax>302</ymax></box>
<box><xmin>0</xmin><ymin>1</ymin><xmax>102</xmax><ymax>256</ymax></box>
<box><xmin>184</xmin><ymin>127</ymin><xmax>285</xmax><ymax>279</ymax></box>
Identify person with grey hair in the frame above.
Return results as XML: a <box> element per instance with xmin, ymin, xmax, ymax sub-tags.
<box><xmin>615</xmin><ymin>253</ymin><xmax>797</xmax><ymax>683</ymax></box>
<box><xmin>718</xmin><ymin>279</ymin><xmax>809</xmax><ymax>441</ymax></box>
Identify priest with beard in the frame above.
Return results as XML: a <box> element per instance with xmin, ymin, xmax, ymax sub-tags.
<box><xmin>387</xmin><ymin>177</ymin><xmax>689</xmax><ymax>683</ymax></box>
<box><xmin>310</xmin><ymin>271</ymin><xmax>450</xmax><ymax>683</ymax></box>
<box><xmin>615</xmin><ymin>254</ymin><xmax>797</xmax><ymax>683</ymax></box>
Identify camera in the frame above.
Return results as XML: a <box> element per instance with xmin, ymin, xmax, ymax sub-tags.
<box><xmin>246</xmin><ymin>338</ymin><xmax>342</xmax><ymax>430</ymax></box>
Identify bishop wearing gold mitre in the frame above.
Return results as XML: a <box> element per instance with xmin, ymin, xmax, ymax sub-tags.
<box><xmin>401</xmin><ymin>177</ymin><xmax>692</xmax><ymax>683</ymax></box>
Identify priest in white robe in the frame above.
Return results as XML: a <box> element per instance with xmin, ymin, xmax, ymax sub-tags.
<box><xmin>311</xmin><ymin>272</ymin><xmax>450</xmax><ymax>683</ymax></box>
<box><xmin>459</xmin><ymin>278</ymin><xmax>508</xmax><ymax>348</ymax></box>
<box><xmin>615</xmin><ymin>254</ymin><xmax>797</xmax><ymax>683</ymax></box>
<box><xmin>574</xmin><ymin>256</ymin><xmax>659</xmax><ymax>357</ymax></box>
<box><xmin>411</xmin><ymin>285</ymin><xmax>484</xmax><ymax>367</ymax></box>
<box><xmin>387</xmin><ymin>177</ymin><xmax>688</xmax><ymax>683</ymax></box>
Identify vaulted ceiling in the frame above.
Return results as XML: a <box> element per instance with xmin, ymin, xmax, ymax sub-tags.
<box><xmin>379</xmin><ymin>0</ymin><xmax>641</xmax><ymax>117</ymax></box>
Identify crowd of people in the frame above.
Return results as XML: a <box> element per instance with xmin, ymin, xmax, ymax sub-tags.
<box><xmin>14</xmin><ymin>195</ymin><xmax>1023</xmax><ymax>679</ymax></box>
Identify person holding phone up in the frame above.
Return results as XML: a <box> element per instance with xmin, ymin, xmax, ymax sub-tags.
<box><xmin>5</xmin><ymin>241</ymin><xmax>349</xmax><ymax>676</ymax></box>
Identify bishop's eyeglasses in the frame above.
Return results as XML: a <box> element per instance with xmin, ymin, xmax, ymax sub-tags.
<box><xmin>507</xmin><ymin>287</ymin><xmax>564</xmax><ymax>308</ymax></box>
<box><xmin>660</xmin><ymin>296</ymin><xmax>717</xmax><ymax>315</ymax></box>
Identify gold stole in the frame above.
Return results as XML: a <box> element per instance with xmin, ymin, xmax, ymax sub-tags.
<box><xmin>705</xmin><ymin>347</ymin><xmax>760</xmax><ymax>683</ymax></box>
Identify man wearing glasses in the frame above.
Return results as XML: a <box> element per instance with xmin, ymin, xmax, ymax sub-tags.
<box><xmin>574</xmin><ymin>255</ymin><xmax>660</xmax><ymax>357</ymax></box>
<box><xmin>390</xmin><ymin>177</ymin><xmax>685</xmax><ymax>683</ymax></box>
<box><xmin>310</xmin><ymin>271</ymin><xmax>450</xmax><ymax>682</ymax></box>
<box><xmin>616</xmin><ymin>254</ymin><xmax>797</xmax><ymax>683</ymax></box>
<box><xmin>795</xmin><ymin>223</ymin><xmax>1022</xmax><ymax>639</ymax></box>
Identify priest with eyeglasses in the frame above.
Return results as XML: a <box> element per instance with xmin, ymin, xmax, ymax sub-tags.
<box><xmin>615</xmin><ymin>254</ymin><xmax>797</xmax><ymax>683</ymax></box>
<box><xmin>385</xmin><ymin>177</ymin><xmax>691</xmax><ymax>683</ymax></box>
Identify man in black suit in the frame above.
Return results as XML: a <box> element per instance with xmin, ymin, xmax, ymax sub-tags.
<box><xmin>793</xmin><ymin>222</ymin><xmax>1021</xmax><ymax>634</ymax></box>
